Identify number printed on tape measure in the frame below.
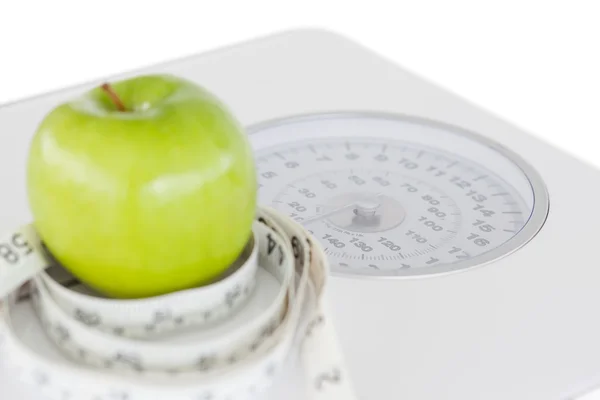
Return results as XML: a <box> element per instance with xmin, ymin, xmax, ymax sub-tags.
<box><xmin>0</xmin><ymin>233</ymin><xmax>34</xmax><ymax>265</ymax></box>
<box><xmin>315</xmin><ymin>367</ymin><xmax>342</xmax><ymax>390</ymax></box>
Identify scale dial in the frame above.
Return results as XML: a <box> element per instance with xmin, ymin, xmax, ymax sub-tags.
<box><xmin>249</xmin><ymin>112</ymin><xmax>549</xmax><ymax>277</ymax></box>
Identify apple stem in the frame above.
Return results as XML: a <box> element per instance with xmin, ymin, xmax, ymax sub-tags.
<box><xmin>100</xmin><ymin>83</ymin><xmax>127</xmax><ymax>112</ymax></box>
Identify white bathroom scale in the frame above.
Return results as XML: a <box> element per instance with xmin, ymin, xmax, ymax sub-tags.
<box><xmin>2</xmin><ymin>28</ymin><xmax>600</xmax><ymax>400</ymax></box>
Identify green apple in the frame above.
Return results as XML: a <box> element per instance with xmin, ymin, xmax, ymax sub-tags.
<box><xmin>26</xmin><ymin>74</ymin><xmax>257</xmax><ymax>299</ymax></box>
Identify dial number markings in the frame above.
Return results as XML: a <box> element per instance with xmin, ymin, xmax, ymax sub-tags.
<box><xmin>250</xmin><ymin>115</ymin><xmax>543</xmax><ymax>277</ymax></box>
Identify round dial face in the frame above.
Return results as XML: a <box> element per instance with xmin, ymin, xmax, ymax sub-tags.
<box><xmin>249</xmin><ymin>112</ymin><xmax>549</xmax><ymax>277</ymax></box>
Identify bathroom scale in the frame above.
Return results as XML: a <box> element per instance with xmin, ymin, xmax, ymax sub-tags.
<box><xmin>1</xmin><ymin>28</ymin><xmax>600</xmax><ymax>400</ymax></box>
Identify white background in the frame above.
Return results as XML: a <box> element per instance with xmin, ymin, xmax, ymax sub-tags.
<box><xmin>1</xmin><ymin>1</ymin><xmax>600</xmax><ymax>398</ymax></box>
<box><xmin>2</xmin><ymin>1</ymin><xmax>599</xmax><ymax>171</ymax></box>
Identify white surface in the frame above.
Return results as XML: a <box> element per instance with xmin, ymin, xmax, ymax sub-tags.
<box><xmin>2</xmin><ymin>28</ymin><xmax>600</xmax><ymax>399</ymax></box>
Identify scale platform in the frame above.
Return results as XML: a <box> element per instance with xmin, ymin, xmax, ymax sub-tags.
<box><xmin>2</xmin><ymin>28</ymin><xmax>600</xmax><ymax>399</ymax></box>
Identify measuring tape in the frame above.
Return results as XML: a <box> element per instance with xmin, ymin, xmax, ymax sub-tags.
<box><xmin>0</xmin><ymin>207</ymin><xmax>358</xmax><ymax>400</ymax></box>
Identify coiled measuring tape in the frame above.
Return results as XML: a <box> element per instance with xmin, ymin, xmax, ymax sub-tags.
<box><xmin>0</xmin><ymin>207</ymin><xmax>358</xmax><ymax>400</ymax></box>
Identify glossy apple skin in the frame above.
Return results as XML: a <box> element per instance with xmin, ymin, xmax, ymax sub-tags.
<box><xmin>26</xmin><ymin>74</ymin><xmax>257</xmax><ymax>298</ymax></box>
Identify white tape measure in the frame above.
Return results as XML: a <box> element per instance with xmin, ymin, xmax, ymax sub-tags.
<box><xmin>0</xmin><ymin>207</ymin><xmax>358</xmax><ymax>400</ymax></box>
